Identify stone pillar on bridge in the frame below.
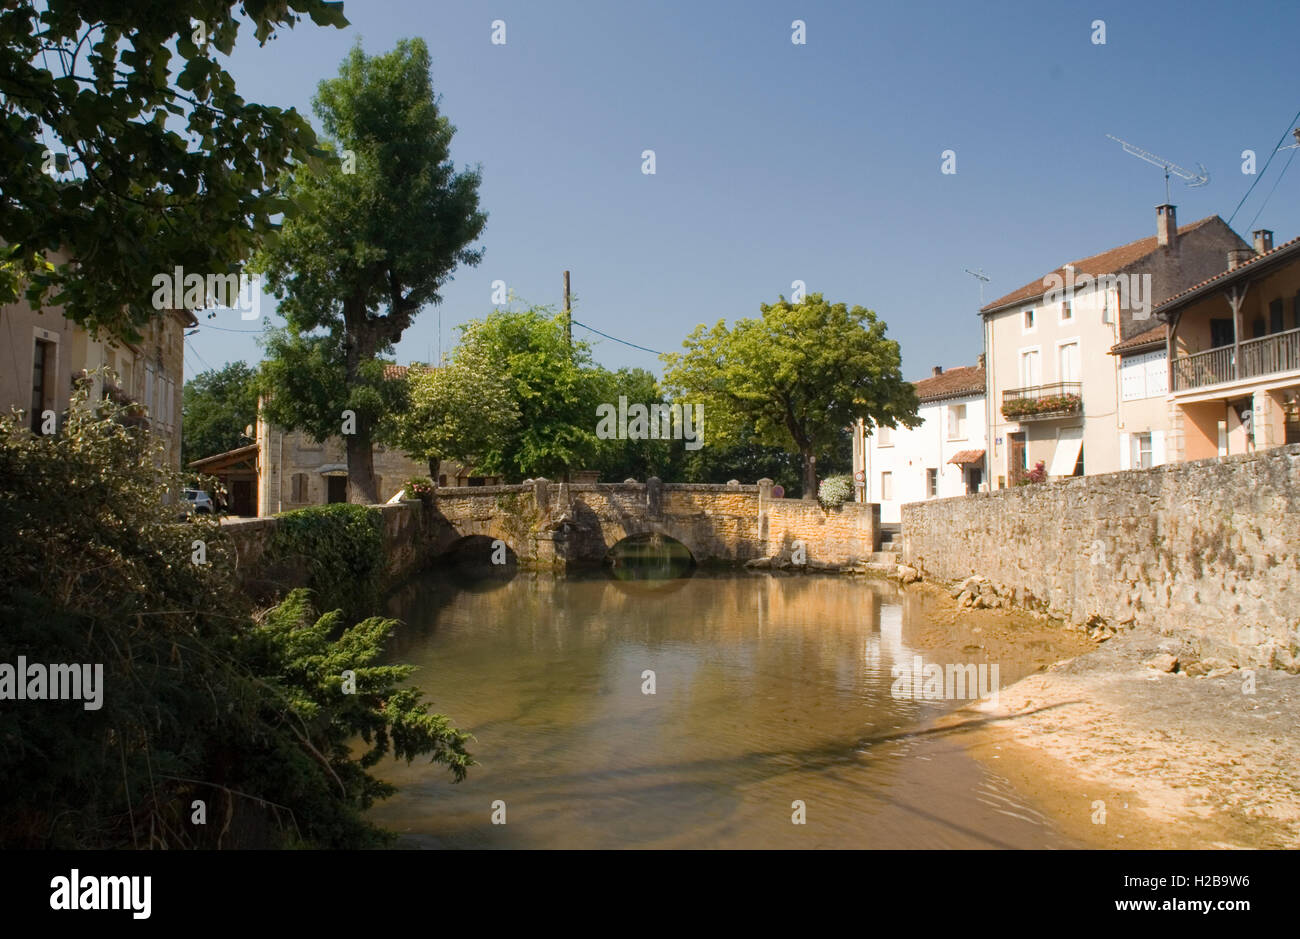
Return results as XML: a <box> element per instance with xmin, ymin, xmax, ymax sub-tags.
<box><xmin>646</xmin><ymin>476</ymin><xmax>663</xmax><ymax>519</ymax></box>
<box><xmin>532</xmin><ymin>477</ymin><xmax>550</xmax><ymax>515</ymax></box>
<box><xmin>756</xmin><ymin>478</ymin><xmax>774</xmax><ymax>546</ymax></box>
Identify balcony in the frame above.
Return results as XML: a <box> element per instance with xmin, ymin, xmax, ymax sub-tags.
<box><xmin>1172</xmin><ymin>327</ymin><xmax>1300</xmax><ymax>392</ymax></box>
<box><xmin>1001</xmin><ymin>381</ymin><xmax>1082</xmax><ymax>421</ymax></box>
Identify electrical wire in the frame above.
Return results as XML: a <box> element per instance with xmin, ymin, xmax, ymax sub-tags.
<box><xmin>1247</xmin><ymin>146</ymin><xmax>1297</xmax><ymax>232</ymax></box>
<box><xmin>571</xmin><ymin>319</ymin><xmax>664</xmax><ymax>356</ymax></box>
<box><xmin>1228</xmin><ymin>104</ymin><xmax>1300</xmax><ymax>227</ymax></box>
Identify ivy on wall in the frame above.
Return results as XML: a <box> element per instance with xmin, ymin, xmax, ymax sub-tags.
<box><xmin>269</xmin><ymin>504</ymin><xmax>385</xmax><ymax>622</ymax></box>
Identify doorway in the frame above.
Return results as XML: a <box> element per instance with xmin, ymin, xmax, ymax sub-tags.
<box><xmin>1008</xmin><ymin>432</ymin><xmax>1027</xmax><ymax>484</ymax></box>
<box><xmin>231</xmin><ymin>479</ymin><xmax>254</xmax><ymax>516</ymax></box>
<box><xmin>327</xmin><ymin>475</ymin><xmax>348</xmax><ymax>503</ymax></box>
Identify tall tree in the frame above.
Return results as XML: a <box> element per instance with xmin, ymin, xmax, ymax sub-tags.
<box><xmin>254</xmin><ymin>38</ymin><xmax>486</xmax><ymax>503</ymax></box>
<box><xmin>662</xmin><ymin>293</ymin><xmax>920</xmax><ymax>497</ymax></box>
<box><xmin>0</xmin><ymin>0</ymin><xmax>347</xmax><ymax>338</ymax></box>
<box><xmin>388</xmin><ymin>321</ymin><xmax>519</xmax><ymax>484</ymax></box>
<box><xmin>181</xmin><ymin>360</ymin><xmax>259</xmax><ymax>466</ymax></box>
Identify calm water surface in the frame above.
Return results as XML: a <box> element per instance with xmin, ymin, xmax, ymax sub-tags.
<box><xmin>371</xmin><ymin>568</ymin><xmax>1076</xmax><ymax>849</ymax></box>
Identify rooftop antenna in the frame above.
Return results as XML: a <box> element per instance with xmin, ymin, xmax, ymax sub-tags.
<box><xmin>963</xmin><ymin>267</ymin><xmax>991</xmax><ymax>305</ymax></box>
<box><xmin>1275</xmin><ymin>128</ymin><xmax>1300</xmax><ymax>152</ymax></box>
<box><xmin>1106</xmin><ymin>134</ymin><xmax>1210</xmax><ymax>203</ymax></box>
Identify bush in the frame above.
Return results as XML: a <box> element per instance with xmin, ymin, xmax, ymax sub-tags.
<box><xmin>403</xmin><ymin>476</ymin><xmax>434</xmax><ymax>499</ymax></box>
<box><xmin>269</xmin><ymin>503</ymin><xmax>385</xmax><ymax>623</ymax></box>
<box><xmin>0</xmin><ymin>384</ymin><xmax>471</xmax><ymax>848</ymax></box>
<box><xmin>817</xmin><ymin>474</ymin><xmax>854</xmax><ymax>508</ymax></box>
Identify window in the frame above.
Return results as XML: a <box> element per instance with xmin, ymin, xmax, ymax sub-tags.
<box><xmin>438</xmin><ymin>474</ymin><xmax>447</xmax><ymax>487</ymax></box>
<box><xmin>1057</xmin><ymin>341</ymin><xmax>1080</xmax><ymax>383</ymax></box>
<box><xmin>1102</xmin><ymin>290</ymin><xmax>1113</xmax><ymax>325</ymax></box>
<box><xmin>877</xmin><ymin>425</ymin><xmax>892</xmax><ymax>447</ymax></box>
<box><xmin>1131</xmin><ymin>432</ymin><xmax>1153</xmax><ymax>470</ymax></box>
<box><xmin>1269</xmin><ymin>299</ymin><xmax>1284</xmax><ymax>334</ymax></box>
<box><xmin>291</xmin><ymin>473</ymin><xmax>309</xmax><ymax>502</ymax></box>
<box><xmin>947</xmin><ymin>403</ymin><xmax>967</xmax><ymax>439</ymax></box>
<box><xmin>1020</xmin><ymin>349</ymin><xmax>1041</xmax><ymax>387</ymax></box>
<box><xmin>1210</xmin><ymin>318</ymin><xmax>1234</xmax><ymax>348</ymax></box>
<box><xmin>31</xmin><ymin>339</ymin><xmax>53</xmax><ymax>433</ymax></box>
<box><xmin>880</xmin><ymin>471</ymin><xmax>893</xmax><ymax>502</ymax></box>
<box><xmin>1061</xmin><ymin>299</ymin><xmax>1073</xmax><ymax>321</ymax></box>
<box><xmin>926</xmin><ymin>468</ymin><xmax>938</xmax><ymax>497</ymax></box>
<box><xmin>1023</xmin><ymin>308</ymin><xmax>1035</xmax><ymax>331</ymax></box>
<box><xmin>144</xmin><ymin>365</ymin><xmax>154</xmax><ymax>418</ymax></box>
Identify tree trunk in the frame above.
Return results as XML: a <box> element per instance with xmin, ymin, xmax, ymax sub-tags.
<box><xmin>342</xmin><ymin>300</ymin><xmax>380</xmax><ymax>505</ymax></box>
<box><xmin>346</xmin><ymin>430</ymin><xmax>380</xmax><ymax>504</ymax></box>
<box><xmin>802</xmin><ymin>450</ymin><xmax>817</xmax><ymax>500</ymax></box>
<box><xmin>428</xmin><ymin>456</ymin><xmax>441</xmax><ymax>487</ymax></box>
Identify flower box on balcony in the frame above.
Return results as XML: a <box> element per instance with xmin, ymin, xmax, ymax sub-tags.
<box><xmin>1001</xmin><ymin>393</ymin><xmax>1082</xmax><ymax>421</ymax></box>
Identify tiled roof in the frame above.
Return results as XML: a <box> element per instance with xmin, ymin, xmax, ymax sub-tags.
<box><xmin>1109</xmin><ymin>323</ymin><xmax>1166</xmax><ymax>354</ymax></box>
<box><xmin>1151</xmin><ymin>234</ymin><xmax>1300</xmax><ymax>316</ymax></box>
<box><xmin>188</xmin><ymin>442</ymin><xmax>259</xmax><ymax>470</ymax></box>
<box><xmin>382</xmin><ymin>364</ymin><xmax>408</xmax><ymax>381</ymax></box>
<box><xmin>914</xmin><ymin>364</ymin><xmax>985</xmax><ymax>402</ymax></box>
<box><xmin>948</xmin><ymin>449</ymin><xmax>985</xmax><ymax>466</ymax></box>
<box><xmin>980</xmin><ymin>215</ymin><xmax>1221</xmax><ymax>314</ymax></box>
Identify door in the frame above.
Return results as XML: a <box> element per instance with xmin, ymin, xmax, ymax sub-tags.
<box><xmin>327</xmin><ymin>475</ymin><xmax>348</xmax><ymax>503</ymax></box>
<box><xmin>966</xmin><ymin>467</ymin><xmax>983</xmax><ymax>494</ymax></box>
<box><xmin>1008</xmin><ymin>432</ymin><xmax>1027</xmax><ymax>484</ymax></box>
<box><xmin>232</xmin><ymin>479</ymin><xmax>254</xmax><ymax>516</ymax></box>
<box><xmin>1210</xmin><ymin>318</ymin><xmax>1234</xmax><ymax>348</ymax></box>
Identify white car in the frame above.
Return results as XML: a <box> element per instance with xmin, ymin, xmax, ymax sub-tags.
<box><xmin>178</xmin><ymin>488</ymin><xmax>215</xmax><ymax>520</ymax></box>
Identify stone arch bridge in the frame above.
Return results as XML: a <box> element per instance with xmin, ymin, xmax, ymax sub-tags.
<box><xmin>429</xmin><ymin>478</ymin><xmax>881</xmax><ymax>570</ymax></box>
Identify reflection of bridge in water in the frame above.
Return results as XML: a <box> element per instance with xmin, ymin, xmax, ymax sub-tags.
<box><xmin>429</xmin><ymin>477</ymin><xmax>881</xmax><ymax>571</ymax></box>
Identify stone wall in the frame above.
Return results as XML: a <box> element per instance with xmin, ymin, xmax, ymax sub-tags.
<box><xmin>901</xmin><ymin>444</ymin><xmax>1300</xmax><ymax>670</ymax></box>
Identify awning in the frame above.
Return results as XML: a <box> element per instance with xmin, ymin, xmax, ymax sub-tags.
<box><xmin>948</xmin><ymin>449</ymin><xmax>985</xmax><ymax>466</ymax></box>
<box><xmin>1048</xmin><ymin>428</ymin><xmax>1084</xmax><ymax>477</ymax></box>
<box><xmin>317</xmin><ymin>463</ymin><xmax>348</xmax><ymax>476</ymax></box>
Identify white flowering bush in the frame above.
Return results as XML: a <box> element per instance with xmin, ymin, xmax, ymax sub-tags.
<box><xmin>818</xmin><ymin>474</ymin><xmax>854</xmax><ymax>508</ymax></box>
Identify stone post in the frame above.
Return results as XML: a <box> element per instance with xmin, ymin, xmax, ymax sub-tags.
<box><xmin>532</xmin><ymin>477</ymin><xmax>550</xmax><ymax>516</ymax></box>
<box><xmin>646</xmin><ymin>476</ymin><xmax>663</xmax><ymax>519</ymax></box>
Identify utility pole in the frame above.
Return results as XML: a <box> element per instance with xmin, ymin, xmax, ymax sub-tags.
<box><xmin>563</xmin><ymin>270</ymin><xmax>572</xmax><ymax>347</ymax></box>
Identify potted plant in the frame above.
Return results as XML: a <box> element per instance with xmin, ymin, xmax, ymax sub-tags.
<box><xmin>403</xmin><ymin>476</ymin><xmax>434</xmax><ymax>503</ymax></box>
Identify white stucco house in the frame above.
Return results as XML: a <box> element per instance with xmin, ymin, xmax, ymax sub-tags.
<box><xmin>857</xmin><ymin>360</ymin><xmax>987</xmax><ymax>524</ymax></box>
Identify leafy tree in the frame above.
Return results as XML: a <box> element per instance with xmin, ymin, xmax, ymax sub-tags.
<box><xmin>181</xmin><ymin>360</ymin><xmax>259</xmax><ymax>466</ymax></box>
<box><xmin>587</xmin><ymin>366</ymin><xmax>678</xmax><ymax>482</ymax></box>
<box><xmin>677</xmin><ymin>425</ymin><xmax>803</xmax><ymax>495</ymax></box>
<box><xmin>389</xmin><ymin>322</ymin><xmax>519</xmax><ymax>483</ymax></box>
<box><xmin>254</xmin><ymin>38</ymin><xmax>486</xmax><ymax>504</ymax></box>
<box><xmin>662</xmin><ymin>293</ymin><xmax>919</xmax><ymax>497</ymax></box>
<box><xmin>0</xmin><ymin>0</ymin><xmax>347</xmax><ymax>338</ymax></box>
<box><xmin>467</xmin><ymin>306</ymin><xmax>607</xmax><ymax>481</ymax></box>
<box><xmin>0</xmin><ymin>378</ymin><xmax>472</xmax><ymax>848</ymax></box>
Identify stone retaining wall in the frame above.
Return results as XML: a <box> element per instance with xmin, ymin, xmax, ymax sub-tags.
<box><xmin>900</xmin><ymin>445</ymin><xmax>1300</xmax><ymax>670</ymax></box>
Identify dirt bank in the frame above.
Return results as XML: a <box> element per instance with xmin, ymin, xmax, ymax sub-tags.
<box><xmin>905</xmin><ymin>582</ymin><xmax>1300</xmax><ymax>849</ymax></box>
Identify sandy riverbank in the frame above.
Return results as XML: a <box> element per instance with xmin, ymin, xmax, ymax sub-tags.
<box><xmin>904</xmin><ymin>582</ymin><xmax>1300</xmax><ymax>849</ymax></box>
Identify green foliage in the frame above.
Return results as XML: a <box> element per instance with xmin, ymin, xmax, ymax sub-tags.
<box><xmin>389</xmin><ymin>321</ymin><xmax>519</xmax><ymax>475</ymax></box>
<box><xmin>253</xmin><ymin>37</ymin><xmax>486</xmax><ymax>503</ymax></box>
<box><xmin>817</xmin><ymin>474</ymin><xmax>854</xmax><ymax>508</ymax></box>
<box><xmin>402</xmin><ymin>476</ymin><xmax>434</xmax><ymax>499</ymax></box>
<box><xmin>1001</xmin><ymin>394</ymin><xmax>1081</xmax><ymax>420</ymax></box>
<box><xmin>181</xmin><ymin>360</ymin><xmax>259</xmax><ymax>466</ymax></box>
<box><xmin>662</xmin><ymin>292</ymin><xmax>920</xmax><ymax>496</ymax></box>
<box><xmin>465</xmin><ymin>306</ymin><xmax>608</xmax><ymax>480</ymax></box>
<box><xmin>0</xmin><ymin>387</ymin><xmax>470</xmax><ymax>848</ymax></box>
<box><xmin>269</xmin><ymin>503</ymin><xmax>385</xmax><ymax>624</ymax></box>
<box><xmin>0</xmin><ymin>0</ymin><xmax>347</xmax><ymax>340</ymax></box>
<box><xmin>586</xmin><ymin>366</ymin><xmax>679</xmax><ymax>482</ymax></box>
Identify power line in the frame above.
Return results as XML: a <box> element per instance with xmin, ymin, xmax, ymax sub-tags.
<box><xmin>185</xmin><ymin>337</ymin><xmax>216</xmax><ymax>375</ymax></box>
<box><xmin>571</xmin><ymin>319</ymin><xmax>664</xmax><ymax>356</ymax></box>
<box><xmin>1247</xmin><ymin>146</ymin><xmax>1297</xmax><ymax>232</ymax></box>
<box><xmin>195</xmin><ymin>322</ymin><xmax>266</xmax><ymax>334</ymax></box>
<box><xmin>1228</xmin><ymin>104</ymin><xmax>1300</xmax><ymax>226</ymax></box>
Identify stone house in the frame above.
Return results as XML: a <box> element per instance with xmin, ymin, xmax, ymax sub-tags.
<box><xmin>1154</xmin><ymin>229</ymin><xmax>1300</xmax><ymax>460</ymax></box>
<box><xmin>980</xmin><ymin>205</ymin><xmax>1250</xmax><ymax>487</ymax></box>
<box><xmin>1</xmin><ymin>259</ymin><xmax>194</xmax><ymax>473</ymax></box>
<box><xmin>856</xmin><ymin>360</ymin><xmax>987</xmax><ymax>524</ymax></box>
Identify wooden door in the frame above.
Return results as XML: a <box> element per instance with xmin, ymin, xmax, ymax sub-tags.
<box><xmin>232</xmin><ymin>479</ymin><xmax>254</xmax><ymax>516</ymax></box>
<box><xmin>1008</xmin><ymin>432</ymin><xmax>1027</xmax><ymax>484</ymax></box>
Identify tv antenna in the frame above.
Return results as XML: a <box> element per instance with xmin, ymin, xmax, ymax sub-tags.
<box><xmin>1106</xmin><ymin>134</ymin><xmax>1210</xmax><ymax>202</ymax></box>
<box><xmin>1276</xmin><ymin>128</ymin><xmax>1300</xmax><ymax>152</ymax></box>
<box><xmin>964</xmin><ymin>267</ymin><xmax>991</xmax><ymax>305</ymax></box>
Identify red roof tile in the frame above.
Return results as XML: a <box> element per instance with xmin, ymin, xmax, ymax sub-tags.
<box><xmin>981</xmin><ymin>215</ymin><xmax>1221</xmax><ymax>314</ymax></box>
<box><xmin>1109</xmin><ymin>323</ymin><xmax>1166</xmax><ymax>354</ymax></box>
<box><xmin>948</xmin><ymin>449</ymin><xmax>985</xmax><ymax>466</ymax></box>
<box><xmin>913</xmin><ymin>364</ymin><xmax>985</xmax><ymax>402</ymax></box>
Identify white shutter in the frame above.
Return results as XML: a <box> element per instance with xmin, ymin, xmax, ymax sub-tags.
<box><xmin>1120</xmin><ymin>358</ymin><xmax>1144</xmax><ymax>401</ymax></box>
<box><xmin>1151</xmin><ymin>430</ymin><xmax>1166</xmax><ymax>466</ymax></box>
<box><xmin>1145</xmin><ymin>351</ymin><xmax>1168</xmax><ymax>396</ymax></box>
<box><xmin>144</xmin><ymin>366</ymin><xmax>154</xmax><ymax>416</ymax></box>
<box><xmin>1119</xmin><ymin>433</ymin><xmax>1131</xmax><ymax>470</ymax></box>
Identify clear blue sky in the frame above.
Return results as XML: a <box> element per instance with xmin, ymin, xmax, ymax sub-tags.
<box><xmin>186</xmin><ymin>0</ymin><xmax>1300</xmax><ymax>384</ymax></box>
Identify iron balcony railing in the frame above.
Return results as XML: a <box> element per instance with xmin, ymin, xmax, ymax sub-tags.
<box><xmin>1001</xmin><ymin>381</ymin><xmax>1083</xmax><ymax>421</ymax></box>
<box><xmin>1172</xmin><ymin>327</ymin><xmax>1300</xmax><ymax>391</ymax></box>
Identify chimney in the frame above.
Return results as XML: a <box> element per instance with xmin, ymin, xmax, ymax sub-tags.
<box><xmin>932</xmin><ymin>366</ymin><xmax>943</xmax><ymax>377</ymax></box>
<box><xmin>977</xmin><ymin>353</ymin><xmax>986</xmax><ymax>370</ymax></box>
<box><xmin>1156</xmin><ymin>204</ymin><xmax>1177</xmax><ymax>250</ymax></box>
<box><xmin>1227</xmin><ymin>247</ymin><xmax>1254</xmax><ymax>271</ymax></box>
<box><xmin>1253</xmin><ymin>229</ymin><xmax>1274</xmax><ymax>255</ymax></box>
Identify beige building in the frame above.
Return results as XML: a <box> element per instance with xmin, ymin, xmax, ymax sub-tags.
<box><xmin>1</xmin><ymin>265</ymin><xmax>194</xmax><ymax>472</ymax></box>
<box><xmin>1156</xmin><ymin>229</ymin><xmax>1300</xmax><ymax>461</ymax></box>
<box><xmin>981</xmin><ymin>206</ymin><xmax>1249</xmax><ymax>487</ymax></box>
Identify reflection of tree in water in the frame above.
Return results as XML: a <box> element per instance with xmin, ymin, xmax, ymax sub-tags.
<box><xmin>605</xmin><ymin>532</ymin><xmax>695</xmax><ymax>587</ymax></box>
